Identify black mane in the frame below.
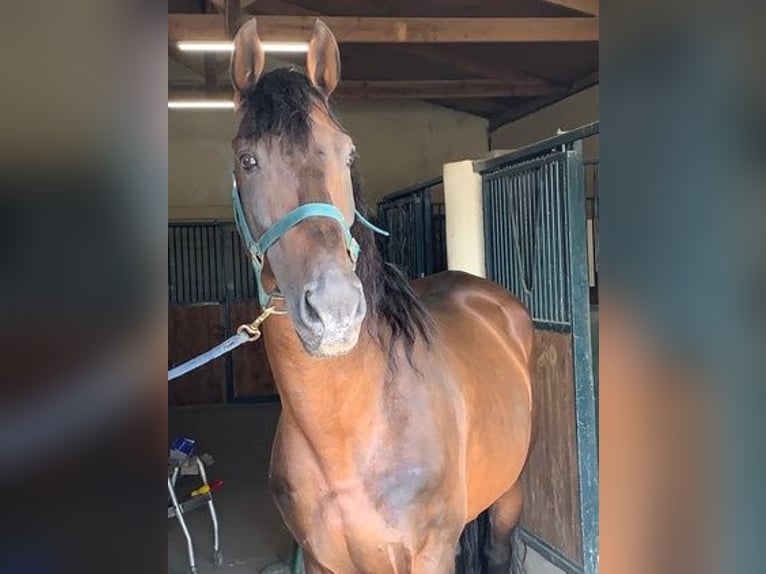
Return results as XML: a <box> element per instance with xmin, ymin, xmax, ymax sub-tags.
<box><xmin>237</xmin><ymin>69</ymin><xmax>432</xmax><ymax>363</ymax></box>
<box><xmin>237</xmin><ymin>68</ymin><xmax>324</xmax><ymax>147</ymax></box>
<box><xmin>350</xmin><ymin>169</ymin><xmax>433</xmax><ymax>366</ymax></box>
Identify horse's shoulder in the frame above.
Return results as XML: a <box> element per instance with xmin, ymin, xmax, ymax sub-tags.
<box><xmin>414</xmin><ymin>270</ymin><xmax>524</xmax><ymax>310</ymax></box>
<box><xmin>414</xmin><ymin>270</ymin><xmax>534</xmax><ymax>351</ymax></box>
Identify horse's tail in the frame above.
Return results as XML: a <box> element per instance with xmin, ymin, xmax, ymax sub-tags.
<box><xmin>455</xmin><ymin>512</ymin><xmax>526</xmax><ymax>574</ymax></box>
<box><xmin>455</xmin><ymin>510</ymin><xmax>489</xmax><ymax>574</ymax></box>
<box><xmin>509</xmin><ymin>525</ymin><xmax>527</xmax><ymax>574</ymax></box>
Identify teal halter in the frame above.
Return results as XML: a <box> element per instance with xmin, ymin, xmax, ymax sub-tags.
<box><xmin>232</xmin><ymin>184</ymin><xmax>389</xmax><ymax>307</ymax></box>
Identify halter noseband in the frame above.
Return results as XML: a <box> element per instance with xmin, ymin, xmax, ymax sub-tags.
<box><xmin>232</xmin><ymin>184</ymin><xmax>389</xmax><ymax>307</ymax></box>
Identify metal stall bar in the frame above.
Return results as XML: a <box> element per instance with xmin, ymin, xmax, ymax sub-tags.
<box><xmin>377</xmin><ymin>177</ymin><xmax>447</xmax><ymax>280</ymax></box>
<box><xmin>481</xmin><ymin>152</ymin><xmax>572</xmax><ymax>330</ymax></box>
<box><xmin>566</xmin><ymin>142</ymin><xmax>599</xmax><ymax>574</ymax></box>
<box><xmin>476</xmin><ymin>122</ymin><xmax>600</xmax><ymax>174</ymax></box>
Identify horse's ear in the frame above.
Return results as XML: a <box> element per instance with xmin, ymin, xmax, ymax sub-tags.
<box><xmin>306</xmin><ymin>19</ymin><xmax>341</xmax><ymax>100</ymax></box>
<box><xmin>230</xmin><ymin>19</ymin><xmax>265</xmax><ymax>100</ymax></box>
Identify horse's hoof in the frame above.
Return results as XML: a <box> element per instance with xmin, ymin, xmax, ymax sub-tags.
<box><xmin>213</xmin><ymin>550</ymin><xmax>224</xmax><ymax>567</ymax></box>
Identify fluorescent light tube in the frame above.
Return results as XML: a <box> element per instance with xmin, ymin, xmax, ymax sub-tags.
<box><xmin>176</xmin><ymin>41</ymin><xmax>309</xmax><ymax>53</ymax></box>
<box><xmin>168</xmin><ymin>100</ymin><xmax>234</xmax><ymax>110</ymax></box>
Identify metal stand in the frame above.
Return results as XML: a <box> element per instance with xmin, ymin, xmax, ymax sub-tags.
<box><xmin>168</xmin><ymin>456</ymin><xmax>223</xmax><ymax>573</ymax></box>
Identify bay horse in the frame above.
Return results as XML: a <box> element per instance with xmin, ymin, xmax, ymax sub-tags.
<box><xmin>230</xmin><ymin>18</ymin><xmax>534</xmax><ymax>574</ymax></box>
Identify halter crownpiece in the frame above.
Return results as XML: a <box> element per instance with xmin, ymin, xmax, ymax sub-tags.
<box><xmin>232</xmin><ymin>184</ymin><xmax>389</xmax><ymax>307</ymax></box>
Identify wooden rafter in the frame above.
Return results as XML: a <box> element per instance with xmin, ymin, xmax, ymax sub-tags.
<box><xmin>225</xmin><ymin>0</ymin><xmax>241</xmax><ymax>38</ymax></box>
<box><xmin>539</xmin><ymin>0</ymin><xmax>598</xmax><ymax>16</ymax></box>
<box><xmin>345</xmin><ymin>79</ymin><xmax>561</xmax><ymax>98</ymax></box>
<box><xmin>203</xmin><ymin>55</ymin><xmax>219</xmax><ymax>93</ymax></box>
<box><xmin>244</xmin><ymin>0</ymin><xmax>315</xmax><ymax>16</ymax></box>
<box><xmin>397</xmin><ymin>45</ymin><xmax>562</xmax><ymax>90</ymax></box>
<box><xmin>245</xmin><ymin>0</ymin><xmax>600</xmax><ymax>19</ymax></box>
<box><xmin>168</xmin><ymin>14</ymin><xmax>599</xmax><ymax>43</ymax></box>
<box><xmin>207</xmin><ymin>0</ymin><xmax>256</xmax><ymax>12</ymax></box>
<box><xmin>171</xmin><ymin>78</ymin><xmax>563</xmax><ymax>100</ymax></box>
<box><xmin>240</xmin><ymin>1</ymin><xmax>562</xmax><ymax>91</ymax></box>
<box><xmin>488</xmin><ymin>70</ymin><xmax>598</xmax><ymax>132</ymax></box>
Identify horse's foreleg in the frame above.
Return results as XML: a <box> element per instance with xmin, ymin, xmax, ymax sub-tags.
<box><xmin>485</xmin><ymin>483</ymin><xmax>526</xmax><ymax>574</ymax></box>
<box><xmin>301</xmin><ymin>551</ymin><xmax>331</xmax><ymax>574</ymax></box>
<box><xmin>413</xmin><ymin>542</ymin><xmax>461</xmax><ymax>574</ymax></box>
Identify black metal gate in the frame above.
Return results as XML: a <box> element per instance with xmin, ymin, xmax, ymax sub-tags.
<box><xmin>377</xmin><ymin>178</ymin><xmax>447</xmax><ymax>279</ymax></box>
<box><xmin>477</xmin><ymin>123</ymin><xmax>599</xmax><ymax>574</ymax></box>
<box><xmin>167</xmin><ymin>223</ymin><xmax>258</xmax><ymax>306</ymax></box>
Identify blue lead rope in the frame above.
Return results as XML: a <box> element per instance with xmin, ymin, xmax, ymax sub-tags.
<box><xmin>168</xmin><ymin>331</ymin><xmax>250</xmax><ymax>382</ymax></box>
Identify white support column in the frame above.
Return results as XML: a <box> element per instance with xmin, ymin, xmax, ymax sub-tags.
<box><xmin>443</xmin><ymin>160</ymin><xmax>485</xmax><ymax>278</ymax></box>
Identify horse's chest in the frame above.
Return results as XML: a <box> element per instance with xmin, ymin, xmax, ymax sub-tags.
<box><xmin>271</xmin><ymin>461</ymin><xmax>438</xmax><ymax>572</ymax></box>
<box><xmin>324</xmin><ymin>485</ymin><xmax>414</xmax><ymax>568</ymax></box>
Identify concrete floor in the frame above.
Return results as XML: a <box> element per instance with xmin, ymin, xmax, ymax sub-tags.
<box><xmin>168</xmin><ymin>404</ymin><xmax>562</xmax><ymax>574</ymax></box>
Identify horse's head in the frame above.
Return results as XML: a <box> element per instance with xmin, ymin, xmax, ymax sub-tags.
<box><xmin>230</xmin><ymin>19</ymin><xmax>366</xmax><ymax>358</ymax></box>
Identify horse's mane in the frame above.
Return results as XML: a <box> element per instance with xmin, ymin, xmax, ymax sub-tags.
<box><xmin>237</xmin><ymin>69</ymin><xmax>432</xmax><ymax>365</ymax></box>
<box><xmin>350</xmin><ymin>170</ymin><xmax>433</xmax><ymax>366</ymax></box>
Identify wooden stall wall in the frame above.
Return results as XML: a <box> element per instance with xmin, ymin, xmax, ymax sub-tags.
<box><xmin>168</xmin><ymin>223</ymin><xmax>277</xmax><ymax>406</ymax></box>
<box><xmin>168</xmin><ymin>304</ymin><xmax>227</xmax><ymax>406</ymax></box>
<box><xmin>522</xmin><ymin>329</ymin><xmax>583</xmax><ymax>562</ymax></box>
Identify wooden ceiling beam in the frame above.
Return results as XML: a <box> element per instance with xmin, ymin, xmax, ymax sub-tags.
<box><xmin>207</xmin><ymin>0</ymin><xmax>256</xmax><ymax>13</ymax></box>
<box><xmin>203</xmin><ymin>55</ymin><xmax>220</xmax><ymax>94</ymax></box>
<box><xmin>168</xmin><ymin>14</ymin><xmax>599</xmax><ymax>43</ymax></box>
<box><xmin>170</xmin><ymin>79</ymin><xmax>563</xmax><ymax>100</ymax></box>
<box><xmin>244</xmin><ymin>0</ymin><xmax>318</xmax><ymax>17</ymax></box>
<box><xmin>395</xmin><ymin>45</ymin><xmax>562</xmax><ymax>89</ymax></box>
<box><xmin>225</xmin><ymin>0</ymin><xmax>241</xmax><ymax>37</ymax></box>
<box><xmin>539</xmin><ymin>0</ymin><xmax>598</xmax><ymax>17</ymax></box>
<box><xmin>205</xmin><ymin>0</ymin><xmax>222</xmax><ymax>14</ymax></box>
<box><xmin>488</xmin><ymin>69</ymin><xmax>598</xmax><ymax>132</ymax></box>
<box><xmin>239</xmin><ymin>2</ymin><xmax>562</xmax><ymax>90</ymax></box>
<box><xmin>243</xmin><ymin>0</ymin><xmax>600</xmax><ymax>19</ymax></box>
<box><xmin>237</xmin><ymin>2</ymin><xmax>559</xmax><ymax>116</ymax></box>
<box><xmin>342</xmin><ymin>79</ymin><xmax>561</xmax><ymax>98</ymax></box>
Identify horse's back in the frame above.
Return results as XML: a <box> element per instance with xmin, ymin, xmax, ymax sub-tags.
<box><xmin>413</xmin><ymin>270</ymin><xmax>535</xmax><ymax>518</ymax></box>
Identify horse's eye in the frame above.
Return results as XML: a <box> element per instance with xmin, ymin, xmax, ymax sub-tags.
<box><xmin>240</xmin><ymin>153</ymin><xmax>258</xmax><ymax>171</ymax></box>
<box><xmin>346</xmin><ymin>150</ymin><xmax>358</xmax><ymax>167</ymax></box>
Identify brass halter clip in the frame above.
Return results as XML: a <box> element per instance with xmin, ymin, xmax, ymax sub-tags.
<box><xmin>236</xmin><ymin>305</ymin><xmax>287</xmax><ymax>342</ymax></box>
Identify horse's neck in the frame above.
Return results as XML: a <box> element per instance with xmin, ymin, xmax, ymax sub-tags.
<box><xmin>263</xmin><ymin>315</ymin><xmax>388</xmax><ymax>472</ymax></box>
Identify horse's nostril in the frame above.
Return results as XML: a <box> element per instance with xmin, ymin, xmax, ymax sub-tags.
<box><xmin>355</xmin><ymin>293</ymin><xmax>367</xmax><ymax>321</ymax></box>
<box><xmin>300</xmin><ymin>284</ymin><xmax>323</xmax><ymax>329</ymax></box>
<box><xmin>297</xmin><ymin>273</ymin><xmax>366</xmax><ymax>343</ymax></box>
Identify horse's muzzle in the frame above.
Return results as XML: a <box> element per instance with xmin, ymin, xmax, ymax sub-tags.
<box><xmin>294</xmin><ymin>268</ymin><xmax>366</xmax><ymax>357</ymax></box>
